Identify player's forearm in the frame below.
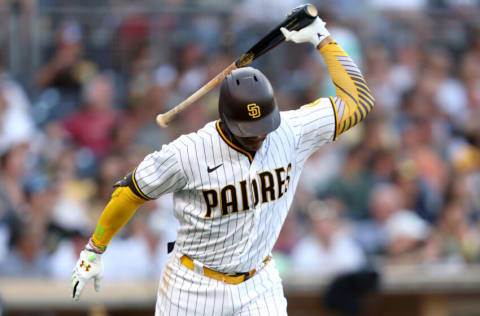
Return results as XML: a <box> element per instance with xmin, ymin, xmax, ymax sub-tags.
<box><xmin>317</xmin><ymin>39</ymin><xmax>375</xmax><ymax>138</ymax></box>
<box><xmin>89</xmin><ymin>186</ymin><xmax>146</xmax><ymax>252</ymax></box>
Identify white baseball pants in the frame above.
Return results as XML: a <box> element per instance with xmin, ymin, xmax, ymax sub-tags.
<box><xmin>155</xmin><ymin>252</ymin><xmax>288</xmax><ymax>315</ymax></box>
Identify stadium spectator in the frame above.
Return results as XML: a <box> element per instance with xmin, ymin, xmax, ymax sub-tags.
<box><xmin>0</xmin><ymin>175</ymin><xmax>53</xmax><ymax>277</ymax></box>
<box><xmin>0</xmin><ymin>143</ymin><xmax>30</xmax><ymax>212</ymax></box>
<box><xmin>291</xmin><ymin>199</ymin><xmax>366</xmax><ymax>276</ymax></box>
<box><xmin>0</xmin><ymin>226</ymin><xmax>49</xmax><ymax>277</ymax></box>
<box><xmin>62</xmin><ymin>73</ymin><xmax>121</xmax><ymax>158</ymax></box>
<box><xmin>324</xmin><ymin>145</ymin><xmax>373</xmax><ymax>219</ymax></box>
<box><xmin>423</xmin><ymin>201</ymin><xmax>480</xmax><ymax>264</ymax></box>
<box><xmin>35</xmin><ymin>20</ymin><xmax>97</xmax><ymax>120</ymax></box>
<box><xmin>354</xmin><ymin>183</ymin><xmax>429</xmax><ymax>257</ymax></box>
<box><xmin>0</xmin><ymin>57</ymin><xmax>35</xmax><ymax>153</ymax></box>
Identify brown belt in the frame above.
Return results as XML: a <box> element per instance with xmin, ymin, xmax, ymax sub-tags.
<box><xmin>180</xmin><ymin>255</ymin><xmax>272</xmax><ymax>285</ymax></box>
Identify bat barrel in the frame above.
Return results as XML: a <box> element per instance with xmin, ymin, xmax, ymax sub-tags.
<box><xmin>236</xmin><ymin>3</ymin><xmax>318</xmax><ymax>68</ymax></box>
<box><xmin>283</xmin><ymin>4</ymin><xmax>318</xmax><ymax>33</ymax></box>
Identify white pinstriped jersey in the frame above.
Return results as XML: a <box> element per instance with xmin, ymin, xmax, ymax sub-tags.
<box><xmin>135</xmin><ymin>97</ymin><xmax>336</xmax><ymax>273</ymax></box>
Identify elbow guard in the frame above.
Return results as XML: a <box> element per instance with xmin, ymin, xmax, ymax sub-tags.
<box><xmin>113</xmin><ymin>170</ymin><xmax>151</xmax><ymax>201</ymax></box>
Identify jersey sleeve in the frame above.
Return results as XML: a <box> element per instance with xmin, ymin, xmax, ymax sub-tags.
<box><xmin>133</xmin><ymin>144</ymin><xmax>188</xmax><ymax>199</ymax></box>
<box><xmin>283</xmin><ymin>97</ymin><xmax>337</xmax><ymax>163</ymax></box>
<box><xmin>319</xmin><ymin>41</ymin><xmax>375</xmax><ymax>138</ymax></box>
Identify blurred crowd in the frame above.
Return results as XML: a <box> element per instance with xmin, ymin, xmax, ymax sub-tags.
<box><xmin>0</xmin><ymin>0</ymin><xmax>480</xmax><ymax>283</ymax></box>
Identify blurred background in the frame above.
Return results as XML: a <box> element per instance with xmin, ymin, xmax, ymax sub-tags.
<box><xmin>0</xmin><ymin>0</ymin><xmax>480</xmax><ymax>315</ymax></box>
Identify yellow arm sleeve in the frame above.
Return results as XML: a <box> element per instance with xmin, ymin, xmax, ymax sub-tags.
<box><xmin>318</xmin><ymin>41</ymin><xmax>375</xmax><ymax>139</ymax></box>
<box><xmin>90</xmin><ymin>186</ymin><xmax>147</xmax><ymax>250</ymax></box>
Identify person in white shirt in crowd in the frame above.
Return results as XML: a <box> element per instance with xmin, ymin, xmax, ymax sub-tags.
<box><xmin>355</xmin><ymin>183</ymin><xmax>430</xmax><ymax>259</ymax></box>
<box><xmin>291</xmin><ymin>198</ymin><xmax>366</xmax><ymax>277</ymax></box>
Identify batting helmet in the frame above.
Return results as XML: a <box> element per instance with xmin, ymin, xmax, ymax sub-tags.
<box><xmin>219</xmin><ymin>67</ymin><xmax>281</xmax><ymax>137</ymax></box>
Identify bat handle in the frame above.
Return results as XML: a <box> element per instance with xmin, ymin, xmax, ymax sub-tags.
<box><xmin>156</xmin><ymin>62</ymin><xmax>238</xmax><ymax>128</ymax></box>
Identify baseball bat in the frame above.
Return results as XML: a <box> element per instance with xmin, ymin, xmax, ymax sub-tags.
<box><xmin>156</xmin><ymin>4</ymin><xmax>318</xmax><ymax>128</ymax></box>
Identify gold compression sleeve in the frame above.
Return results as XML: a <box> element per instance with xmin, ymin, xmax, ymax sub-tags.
<box><xmin>90</xmin><ymin>186</ymin><xmax>147</xmax><ymax>250</ymax></box>
<box><xmin>319</xmin><ymin>41</ymin><xmax>375</xmax><ymax>139</ymax></box>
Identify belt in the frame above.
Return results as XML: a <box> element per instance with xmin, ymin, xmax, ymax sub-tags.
<box><xmin>180</xmin><ymin>255</ymin><xmax>272</xmax><ymax>285</ymax></box>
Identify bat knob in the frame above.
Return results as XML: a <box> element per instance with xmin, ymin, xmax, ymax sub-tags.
<box><xmin>156</xmin><ymin>114</ymin><xmax>169</xmax><ymax>128</ymax></box>
<box><xmin>286</xmin><ymin>3</ymin><xmax>317</xmax><ymax>18</ymax></box>
<box><xmin>305</xmin><ymin>4</ymin><xmax>318</xmax><ymax>17</ymax></box>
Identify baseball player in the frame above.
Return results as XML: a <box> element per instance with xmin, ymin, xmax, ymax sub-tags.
<box><xmin>71</xmin><ymin>15</ymin><xmax>374</xmax><ymax>315</ymax></box>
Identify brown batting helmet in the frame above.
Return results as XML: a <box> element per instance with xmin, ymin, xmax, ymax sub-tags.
<box><xmin>219</xmin><ymin>67</ymin><xmax>281</xmax><ymax>137</ymax></box>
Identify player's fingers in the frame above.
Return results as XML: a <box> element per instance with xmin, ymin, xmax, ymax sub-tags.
<box><xmin>281</xmin><ymin>27</ymin><xmax>306</xmax><ymax>44</ymax></box>
<box><xmin>73</xmin><ymin>279</ymin><xmax>86</xmax><ymax>301</ymax></box>
<box><xmin>71</xmin><ymin>277</ymin><xmax>79</xmax><ymax>300</ymax></box>
<box><xmin>94</xmin><ymin>275</ymin><xmax>102</xmax><ymax>292</ymax></box>
<box><xmin>70</xmin><ymin>271</ymin><xmax>80</xmax><ymax>297</ymax></box>
<box><xmin>280</xmin><ymin>27</ymin><xmax>294</xmax><ymax>41</ymax></box>
<box><xmin>70</xmin><ymin>274</ymin><xmax>77</xmax><ymax>298</ymax></box>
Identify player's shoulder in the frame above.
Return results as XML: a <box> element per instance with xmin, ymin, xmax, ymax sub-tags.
<box><xmin>280</xmin><ymin>98</ymin><xmax>333</xmax><ymax>122</ymax></box>
<box><xmin>275</xmin><ymin>98</ymin><xmax>334</xmax><ymax>141</ymax></box>
<box><xmin>168</xmin><ymin>120</ymin><xmax>218</xmax><ymax>150</ymax></box>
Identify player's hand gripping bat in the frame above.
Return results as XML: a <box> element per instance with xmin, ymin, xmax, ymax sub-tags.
<box><xmin>156</xmin><ymin>4</ymin><xmax>318</xmax><ymax>127</ymax></box>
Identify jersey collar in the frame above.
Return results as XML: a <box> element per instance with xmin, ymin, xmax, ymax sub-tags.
<box><xmin>216</xmin><ymin>120</ymin><xmax>254</xmax><ymax>163</ymax></box>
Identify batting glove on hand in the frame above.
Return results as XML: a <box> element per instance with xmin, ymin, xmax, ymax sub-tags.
<box><xmin>281</xmin><ymin>17</ymin><xmax>330</xmax><ymax>47</ymax></box>
<box><xmin>71</xmin><ymin>249</ymin><xmax>103</xmax><ymax>301</ymax></box>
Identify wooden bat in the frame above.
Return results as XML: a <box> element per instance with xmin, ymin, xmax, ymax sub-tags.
<box><xmin>156</xmin><ymin>4</ymin><xmax>318</xmax><ymax>128</ymax></box>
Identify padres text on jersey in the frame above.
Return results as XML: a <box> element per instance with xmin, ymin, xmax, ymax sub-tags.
<box><xmin>134</xmin><ymin>98</ymin><xmax>335</xmax><ymax>273</ymax></box>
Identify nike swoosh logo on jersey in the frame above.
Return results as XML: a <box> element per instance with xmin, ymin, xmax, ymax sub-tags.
<box><xmin>207</xmin><ymin>164</ymin><xmax>223</xmax><ymax>173</ymax></box>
